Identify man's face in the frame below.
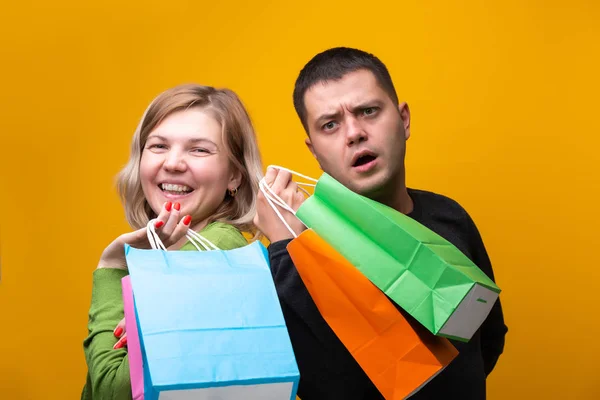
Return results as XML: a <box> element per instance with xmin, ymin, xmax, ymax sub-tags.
<box><xmin>304</xmin><ymin>69</ymin><xmax>411</xmax><ymax>199</ymax></box>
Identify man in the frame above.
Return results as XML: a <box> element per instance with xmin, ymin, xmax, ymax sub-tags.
<box><xmin>254</xmin><ymin>47</ymin><xmax>507</xmax><ymax>399</ymax></box>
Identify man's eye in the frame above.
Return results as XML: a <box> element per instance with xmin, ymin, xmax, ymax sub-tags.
<box><xmin>363</xmin><ymin>107</ymin><xmax>377</xmax><ymax>116</ymax></box>
<box><xmin>323</xmin><ymin>121</ymin><xmax>337</xmax><ymax>131</ymax></box>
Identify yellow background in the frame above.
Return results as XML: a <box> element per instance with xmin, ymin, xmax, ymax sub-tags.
<box><xmin>1</xmin><ymin>1</ymin><xmax>598</xmax><ymax>399</ymax></box>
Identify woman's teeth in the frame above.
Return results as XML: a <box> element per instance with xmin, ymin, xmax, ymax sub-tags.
<box><xmin>160</xmin><ymin>183</ymin><xmax>192</xmax><ymax>194</ymax></box>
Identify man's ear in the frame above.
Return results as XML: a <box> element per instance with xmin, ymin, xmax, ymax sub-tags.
<box><xmin>305</xmin><ymin>136</ymin><xmax>324</xmax><ymax>169</ymax></box>
<box><xmin>305</xmin><ymin>136</ymin><xmax>317</xmax><ymax>159</ymax></box>
<box><xmin>399</xmin><ymin>102</ymin><xmax>411</xmax><ymax>140</ymax></box>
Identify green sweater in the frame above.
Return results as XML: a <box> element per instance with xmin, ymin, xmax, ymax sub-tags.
<box><xmin>81</xmin><ymin>222</ymin><xmax>248</xmax><ymax>400</ymax></box>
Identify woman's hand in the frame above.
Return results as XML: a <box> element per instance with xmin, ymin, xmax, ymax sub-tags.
<box><xmin>97</xmin><ymin>201</ymin><xmax>192</xmax><ymax>270</ymax></box>
<box><xmin>113</xmin><ymin>318</ymin><xmax>127</xmax><ymax>349</ymax></box>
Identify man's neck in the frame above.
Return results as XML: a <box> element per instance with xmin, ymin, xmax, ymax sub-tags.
<box><xmin>369</xmin><ymin>175</ymin><xmax>414</xmax><ymax>215</ymax></box>
<box><xmin>378</xmin><ymin>186</ymin><xmax>413</xmax><ymax>215</ymax></box>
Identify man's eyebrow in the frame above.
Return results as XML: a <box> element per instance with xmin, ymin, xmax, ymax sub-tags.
<box><xmin>314</xmin><ymin>111</ymin><xmax>341</xmax><ymax>125</ymax></box>
<box><xmin>313</xmin><ymin>99</ymin><xmax>385</xmax><ymax>127</ymax></box>
<box><xmin>348</xmin><ymin>99</ymin><xmax>385</xmax><ymax>112</ymax></box>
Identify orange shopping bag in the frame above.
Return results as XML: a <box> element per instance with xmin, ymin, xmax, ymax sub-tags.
<box><xmin>287</xmin><ymin>230</ymin><xmax>459</xmax><ymax>400</ymax></box>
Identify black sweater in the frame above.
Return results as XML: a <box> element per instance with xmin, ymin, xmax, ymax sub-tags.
<box><xmin>268</xmin><ymin>188</ymin><xmax>507</xmax><ymax>400</ymax></box>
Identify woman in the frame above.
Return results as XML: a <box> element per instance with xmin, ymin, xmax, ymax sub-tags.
<box><xmin>81</xmin><ymin>83</ymin><xmax>263</xmax><ymax>399</ymax></box>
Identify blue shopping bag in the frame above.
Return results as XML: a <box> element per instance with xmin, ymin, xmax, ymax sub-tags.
<box><xmin>125</xmin><ymin>227</ymin><xmax>299</xmax><ymax>400</ymax></box>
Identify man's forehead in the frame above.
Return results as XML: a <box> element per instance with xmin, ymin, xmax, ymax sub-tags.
<box><xmin>305</xmin><ymin>76</ymin><xmax>383</xmax><ymax>118</ymax></box>
<box><xmin>308</xmin><ymin>71</ymin><xmax>378</xmax><ymax>96</ymax></box>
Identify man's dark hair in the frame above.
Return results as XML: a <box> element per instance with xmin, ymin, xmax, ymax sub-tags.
<box><xmin>293</xmin><ymin>47</ymin><xmax>399</xmax><ymax>132</ymax></box>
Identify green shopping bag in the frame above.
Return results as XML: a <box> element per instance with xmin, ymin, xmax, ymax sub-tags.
<box><xmin>265</xmin><ymin>167</ymin><xmax>500</xmax><ymax>342</ymax></box>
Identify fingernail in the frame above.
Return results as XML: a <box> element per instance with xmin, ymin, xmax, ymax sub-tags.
<box><xmin>174</xmin><ymin>202</ymin><xmax>180</xmax><ymax>211</ymax></box>
<box><xmin>155</xmin><ymin>220</ymin><xmax>164</xmax><ymax>229</ymax></box>
<box><xmin>122</xmin><ymin>336</ymin><xmax>128</xmax><ymax>346</ymax></box>
<box><xmin>183</xmin><ymin>215</ymin><xmax>192</xmax><ymax>225</ymax></box>
<box><xmin>114</xmin><ymin>339</ymin><xmax>123</xmax><ymax>349</ymax></box>
<box><xmin>165</xmin><ymin>201</ymin><xmax>172</xmax><ymax>212</ymax></box>
<box><xmin>114</xmin><ymin>327</ymin><xmax>123</xmax><ymax>338</ymax></box>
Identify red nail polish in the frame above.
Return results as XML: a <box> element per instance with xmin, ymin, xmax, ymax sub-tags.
<box><xmin>165</xmin><ymin>202</ymin><xmax>172</xmax><ymax>212</ymax></box>
<box><xmin>174</xmin><ymin>202</ymin><xmax>180</xmax><ymax>211</ymax></box>
<box><xmin>114</xmin><ymin>327</ymin><xmax>123</xmax><ymax>338</ymax></box>
<box><xmin>155</xmin><ymin>220</ymin><xmax>164</xmax><ymax>229</ymax></box>
<box><xmin>183</xmin><ymin>215</ymin><xmax>192</xmax><ymax>225</ymax></box>
<box><xmin>122</xmin><ymin>336</ymin><xmax>128</xmax><ymax>346</ymax></box>
<box><xmin>114</xmin><ymin>340</ymin><xmax>123</xmax><ymax>349</ymax></box>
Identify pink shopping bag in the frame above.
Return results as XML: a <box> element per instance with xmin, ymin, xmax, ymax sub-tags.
<box><xmin>122</xmin><ymin>275</ymin><xmax>144</xmax><ymax>400</ymax></box>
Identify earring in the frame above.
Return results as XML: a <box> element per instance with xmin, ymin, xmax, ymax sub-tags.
<box><xmin>228</xmin><ymin>187</ymin><xmax>238</xmax><ymax>197</ymax></box>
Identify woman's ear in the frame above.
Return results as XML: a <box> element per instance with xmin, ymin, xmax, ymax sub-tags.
<box><xmin>228</xmin><ymin>168</ymin><xmax>243</xmax><ymax>192</ymax></box>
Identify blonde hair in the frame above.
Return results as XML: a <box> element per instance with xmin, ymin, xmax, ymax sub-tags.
<box><xmin>116</xmin><ymin>84</ymin><xmax>263</xmax><ymax>234</ymax></box>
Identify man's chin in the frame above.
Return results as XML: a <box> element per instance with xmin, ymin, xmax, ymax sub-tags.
<box><xmin>345</xmin><ymin>177</ymin><xmax>388</xmax><ymax>199</ymax></box>
<box><xmin>326</xmin><ymin>167</ymin><xmax>389</xmax><ymax>196</ymax></box>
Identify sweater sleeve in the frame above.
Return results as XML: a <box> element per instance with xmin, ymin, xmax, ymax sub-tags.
<box><xmin>80</xmin><ymin>225</ymin><xmax>251</xmax><ymax>399</ymax></box>
<box><xmin>268</xmin><ymin>239</ymin><xmax>328</xmax><ymax>338</ymax></box>
<box><xmin>81</xmin><ymin>268</ymin><xmax>133</xmax><ymax>400</ymax></box>
<box><xmin>268</xmin><ymin>239</ymin><xmax>383</xmax><ymax>400</ymax></box>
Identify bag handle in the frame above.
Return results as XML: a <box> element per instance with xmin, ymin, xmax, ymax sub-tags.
<box><xmin>146</xmin><ymin>219</ymin><xmax>219</xmax><ymax>251</ymax></box>
<box><xmin>258</xmin><ymin>165</ymin><xmax>317</xmax><ymax>238</ymax></box>
<box><xmin>260</xmin><ymin>165</ymin><xmax>318</xmax><ymax>211</ymax></box>
<box><xmin>263</xmin><ymin>165</ymin><xmax>318</xmax><ymax>184</ymax></box>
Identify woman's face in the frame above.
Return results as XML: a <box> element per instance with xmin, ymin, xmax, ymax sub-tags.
<box><xmin>140</xmin><ymin>107</ymin><xmax>241</xmax><ymax>227</ymax></box>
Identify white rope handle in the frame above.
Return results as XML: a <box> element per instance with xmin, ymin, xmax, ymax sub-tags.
<box><xmin>266</xmin><ymin>165</ymin><xmax>318</xmax><ymax>186</ymax></box>
<box><xmin>146</xmin><ymin>219</ymin><xmax>219</xmax><ymax>251</ymax></box>
<box><xmin>259</xmin><ymin>180</ymin><xmax>300</xmax><ymax>238</ymax></box>
<box><xmin>262</xmin><ymin>165</ymin><xmax>318</xmax><ymax>203</ymax></box>
<box><xmin>258</xmin><ymin>165</ymin><xmax>318</xmax><ymax>239</ymax></box>
<box><xmin>147</xmin><ymin>220</ymin><xmax>167</xmax><ymax>250</ymax></box>
<box><xmin>186</xmin><ymin>229</ymin><xmax>219</xmax><ymax>251</ymax></box>
<box><xmin>260</xmin><ymin>179</ymin><xmax>297</xmax><ymax>215</ymax></box>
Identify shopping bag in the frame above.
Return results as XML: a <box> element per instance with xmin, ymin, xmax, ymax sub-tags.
<box><xmin>121</xmin><ymin>275</ymin><xmax>144</xmax><ymax>400</ymax></box>
<box><xmin>259</xmin><ymin>178</ymin><xmax>458</xmax><ymax>399</ymax></box>
<box><xmin>264</xmin><ymin>166</ymin><xmax>501</xmax><ymax>342</ymax></box>
<box><xmin>125</xmin><ymin>223</ymin><xmax>300</xmax><ymax>400</ymax></box>
<box><xmin>288</xmin><ymin>229</ymin><xmax>458</xmax><ymax>399</ymax></box>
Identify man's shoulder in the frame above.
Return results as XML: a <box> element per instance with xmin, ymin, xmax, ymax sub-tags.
<box><xmin>407</xmin><ymin>188</ymin><xmax>483</xmax><ymax>258</ymax></box>
<box><xmin>408</xmin><ymin>187</ymin><xmax>469</xmax><ymax>217</ymax></box>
